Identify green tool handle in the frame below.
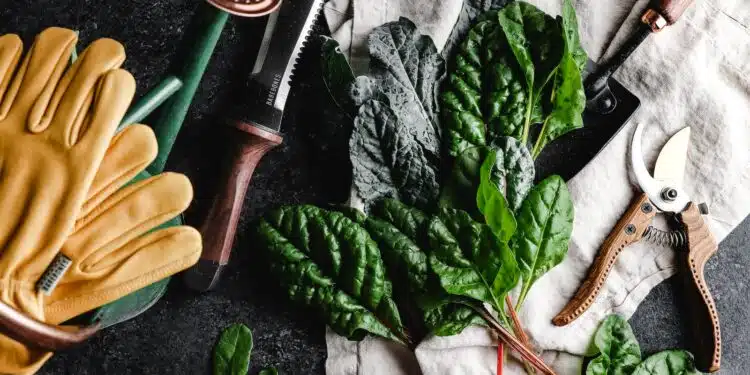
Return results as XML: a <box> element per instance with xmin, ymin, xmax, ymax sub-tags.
<box><xmin>119</xmin><ymin>75</ymin><xmax>183</xmax><ymax>130</ymax></box>
<box><xmin>147</xmin><ymin>3</ymin><xmax>229</xmax><ymax>174</ymax></box>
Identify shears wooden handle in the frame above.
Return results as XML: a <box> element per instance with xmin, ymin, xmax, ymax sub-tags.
<box><xmin>679</xmin><ymin>203</ymin><xmax>721</xmax><ymax>372</ymax></box>
<box><xmin>553</xmin><ymin>197</ymin><xmax>721</xmax><ymax>373</ymax></box>
<box><xmin>552</xmin><ymin>193</ymin><xmax>655</xmax><ymax>326</ymax></box>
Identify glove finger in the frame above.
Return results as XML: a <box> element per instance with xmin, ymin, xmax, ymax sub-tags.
<box><xmin>0</xmin><ymin>34</ymin><xmax>22</xmax><ymax>121</ymax></box>
<box><xmin>0</xmin><ymin>160</ymin><xmax>75</xmax><ymax>277</ymax></box>
<box><xmin>45</xmin><ymin>226</ymin><xmax>201</xmax><ymax>324</ymax></box>
<box><xmin>0</xmin><ymin>336</ymin><xmax>51</xmax><ymax>375</ymax></box>
<box><xmin>33</xmin><ymin>37</ymin><xmax>126</xmax><ymax>136</ymax></box>
<box><xmin>82</xmin><ymin>124</ymin><xmax>157</xmax><ymax>215</ymax></box>
<box><xmin>0</xmin><ymin>27</ymin><xmax>76</xmax><ymax>126</ymax></box>
<box><xmin>66</xmin><ymin>172</ymin><xmax>193</xmax><ymax>261</ymax></box>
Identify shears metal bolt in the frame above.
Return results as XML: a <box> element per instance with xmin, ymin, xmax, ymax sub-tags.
<box><xmin>662</xmin><ymin>187</ymin><xmax>679</xmax><ymax>201</ymax></box>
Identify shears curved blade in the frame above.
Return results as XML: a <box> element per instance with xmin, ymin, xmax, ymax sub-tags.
<box><xmin>631</xmin><ymin>123</ymin><xmax>691</xmax><ymax>213</ymax></box>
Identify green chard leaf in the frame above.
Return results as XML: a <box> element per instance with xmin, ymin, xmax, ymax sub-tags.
<box><xmin>442</xmin><ymin>1</ymin><xmax>585</xmax><ymax>159</ymax></box>
<box><xmin>370</xmin><ymin>198</ymin><xmax>431</xmax><ymax>248</ymax></box>
<box><xmin>256</xmin><ymin>206</ymin><xmax>407</xmax><ymax>344</ymax></box>
<box><xmin>321</xmin><ymin>36</ymin><xmax>357</xmax><ymax>118</ymax></box>
<box><xmin>349</xmin><ymin>18</ymin><xmax>445</xmax><ymax>210</ymax></box>
<box><xmin>586</xmin><ymin>315</ymin><xmax>642</xmax><ymax>375</ymax></box>
<box><xmin>631</xmin><ymin>350</ymin><xmax>701</xmax><ymax>375</ymax></box>
<box><xmin>443</xmin><ymin>0</ymin><xmax>511</xmax><ymax>60</ymax></box>
<box><xmin>365</xmin><ymin>199</ymin><xmax>484</xmax><ymax>336</ymax></box>
<box><xmin>486</xmin><ymin>136</ymin><xmax>534</xmax><ymax>211</ymax></box>
<box><xmin>428</xmin><ymin>207</ymin><xmax>520</xmax><ymax>310</ymax></box>
<box><xmin>530</xmin><ymin>0</ymin><xmax>587</xmax><ymax>158</ymax></box>
<box><xmin>440</xmin><ymin>146</ymin><xmax>486</xmax><ymax>213</ymax></box>
<box><xmin>560</xmin><ymin>0</ymin><xmax>587</xmax><ymax>71</ymax></box>
<box><xmin>477</xmin><ymin>149</ymin><xmax>517</xmax><ymax>242</ymax></box>
<box><xmin>214</xmin><ymin>324</ymin><xmax>253</xmax><ymax>375</ymax></box>
<box><xmin>512</xmin><ymin>175</ymin><xmax>574</xmax><ymax>305</ymax></box>
<box><xmin>356</xmin><ymin>215</ymin><xmax>431</xmax><ymax>299</ymax></box>
<box><xmin>441</xmin><ymin>12</ymin><xmax>528</xmax><ymax>156</ymax></box>
<box><xmin>423</xmin><ymin>298</ymin><xmax>487</xmax><ymax>336</ymax></box>
<box><xmin>441</xmin><ymin>137</ymin><xmax>533</xmax><ymax>214</ymax></box>
<box><xmin>497</xmin><ymin>1</ymin><xmax>564</xmax><ymax>144</ymax></box>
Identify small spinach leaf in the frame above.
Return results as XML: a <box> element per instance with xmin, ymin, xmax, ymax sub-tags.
<box><xmin>477</xmin><ymin>149</ymin><xmax>516</xmax><ymax>242</ymax></box>
<box><xmin>586</xmin><ymin>315</ymin><xmax>642</xmax><ymax>375</ymax></box>
<box><xmin>258</xmin><ymin>369</ymin><xmax>279</xmax><ymax>375</ymax></box>
<box><xmin>512</xmin><ymin>175</ymin><xmax>574</xmax><ymax>305</ymax></box>
<box><xmin>256</xmin><ymin>206</ymin><xmax>407</xmax><ymax>343</ymax></box>
<box><xmin>214</xmin><ymin>324</ymin><xmax>253</xmax><ymax>375</ymax></box>
<box><xmin>428</xmin><ymin>207</ymin><xmax>520</xmax><ymax>310</ymax></box>
<box><xmin>631</xmin><ymin>350</ymin><xmax>701</xmax><ymax>375</ymax></box>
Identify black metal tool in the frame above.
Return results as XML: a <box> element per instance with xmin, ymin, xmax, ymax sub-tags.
<box><xmin>585</xmin><ymin>0</ymin><xmax>695</xmax><ymax>114</ymax></box>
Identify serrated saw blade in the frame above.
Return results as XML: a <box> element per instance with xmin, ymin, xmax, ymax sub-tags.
<box><xmin>240</xmin><ymin>0</ymin><xmax>324</xmax><ymax>132</ymax></box>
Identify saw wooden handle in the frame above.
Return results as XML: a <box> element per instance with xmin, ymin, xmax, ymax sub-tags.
<box><xmin>655</xmin><ymin>0</ymin><xmax>694</xmax><ymax>24</ymax></box>
<box><xmin>679</xmin><ymin>203</ymin><xmax>721</xmax><ymax>373</ymax></box>
<box><xmin>185</xmin><ymin>121</ymin><xmax>282</xmax><ymax>292</ymax></box>
<box><xmin>553</xmin><ymin>193</ymin><xmax>655</xmax><ymax>326</ymax></box>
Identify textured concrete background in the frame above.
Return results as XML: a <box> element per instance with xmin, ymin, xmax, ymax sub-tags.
<box><xmin>0</xmin><ymin>1</ymin><xmax>747</xmax><ymax>374</ymax></box>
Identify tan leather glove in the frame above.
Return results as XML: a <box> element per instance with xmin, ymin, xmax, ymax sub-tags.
<box><xmin>0</xmin><ymin>29</ymin><xmax>201</xmax><ymax>373</ymax></box>
<box><xmin>0</xmin><ymin>27</ymin><xmax>133</xmax><ymax>374</ymax></box>
<box><xmin>44</xmin><ymin>123</ymin><xmax>202</xmax><ymax>325</ymax></box>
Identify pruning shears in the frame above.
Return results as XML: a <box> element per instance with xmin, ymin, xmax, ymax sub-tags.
<box><xmin>552</xmin><ymin>123</ymin><xmax>721</xmax><ymax>373</ymax></box>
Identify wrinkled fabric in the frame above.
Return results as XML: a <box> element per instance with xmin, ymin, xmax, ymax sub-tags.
<box><xmin>324</xmin><ymin>0</ymin><xmax>750</xmax><ymax>373</ymax></box>
<box><xmin>324</xmin><ymin>0</ymin><xmax>462</xmax><ymax>74</ymax></box>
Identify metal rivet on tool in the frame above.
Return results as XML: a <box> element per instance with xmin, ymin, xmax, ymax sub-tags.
<box><xmin>641</xmin><ymin>202</ymin><xmax>653</xmax><ymax>213</ymax></box>
<box><xmin>625</xmin><ymin>224</ymin><xmax>636</xmax><ymax>235</ymax></box>
<box><xmin>661</xmin><ymin>188</ymin><xmax>678</xmax><ymax>202</ymax></box>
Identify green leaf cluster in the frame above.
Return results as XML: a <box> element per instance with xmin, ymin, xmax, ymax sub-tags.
<box><xmin>255</xmin><ymin>198</ymin><xmax>533</xmax><ymax>342</ymax></box>
<box><xmin>587</xmin><ymin>315</ymin><xmax>702</xmax><ymax>375</ymax></box>
<box><xmin>441</xmin><ymin>0</ymin><xmax>586</xmax><ymax>160</ymax></box>
<box><xmin>441</xmin><ymin>138</ymin><xmax>574</xmax><ymax>309</ymax></box>
<box><xmin>300</xmin><ymin>0</ymin><xmax>584</xmax><ymax>355</ymax></box>
<box><xmin>256</xmin><ymin>206</ymin><xmax>407</xmax><ymax>343</ymax></box>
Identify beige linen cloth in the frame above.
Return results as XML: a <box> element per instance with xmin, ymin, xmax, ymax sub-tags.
<box><xmin>324</xmin><ymin>0</ymin><xmax>750</xmax><ymax>373</ymax></box>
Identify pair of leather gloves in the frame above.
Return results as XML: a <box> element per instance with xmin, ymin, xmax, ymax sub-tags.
<box><xmin>0</xmin><ymin>28</ymin><xmax>202</xmax><ymax>374</ymax></box>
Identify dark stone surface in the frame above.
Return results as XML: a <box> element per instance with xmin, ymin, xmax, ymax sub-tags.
<box><xmin>0</xmin><ymin>1</ymin><xmax>748</xmax><ymax>374</ymax></box>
